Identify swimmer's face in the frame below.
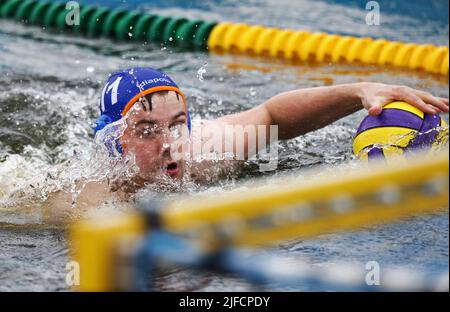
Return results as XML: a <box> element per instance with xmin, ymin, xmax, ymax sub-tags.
<box><xmin>121</xmin><ymin>91</ymin><xmax>189</xmax><ymax>182</ymax></box>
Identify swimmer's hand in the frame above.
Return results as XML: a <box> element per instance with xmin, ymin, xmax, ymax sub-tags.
<box><xmin>358</xmin><ymin>82</ymin><xmax>449</xmax><ymax>116</ymax></box>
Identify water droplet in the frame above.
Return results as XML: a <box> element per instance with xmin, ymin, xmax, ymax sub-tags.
<box><xmin>197</xmin><ymin>62</ymin><xmax>208</xmax><ymax>82</ymax></box>
<box><xmin>128</xmin><ymin>32</ymin><xmax>133</xmax><ymax>38</ymax></box>
<box><xmin>86</xmin><ymin>66</ymin><xmax>95</xmax><ymax>73</ymax></box>
<box><xmin>168</xmin><ymin>37</ymin><xmax>173</xmax><ymax>42</ymax></box>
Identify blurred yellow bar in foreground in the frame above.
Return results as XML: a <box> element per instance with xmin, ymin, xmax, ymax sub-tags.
<box><xmin>70</xmin><ymin>148</ymin><xmax>449</xmax><ymax>291</ymax></box>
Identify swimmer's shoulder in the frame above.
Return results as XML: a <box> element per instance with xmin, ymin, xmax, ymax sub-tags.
<box><xmin>44</xmin><ymin>180</ymin><xmax>121</xmax><ymax>211</ymax></box>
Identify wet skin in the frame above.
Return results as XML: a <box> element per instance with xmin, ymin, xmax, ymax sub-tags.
<box><xmin>120</xmin><ymin>91</ymin><xmax>189</xmax><ymax>185</ymax></box>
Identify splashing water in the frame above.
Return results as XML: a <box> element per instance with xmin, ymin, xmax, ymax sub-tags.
<box><xmin>197</xmin><ymin>62</ymin><xmax>208</xmax><ymax>82</ymax></box>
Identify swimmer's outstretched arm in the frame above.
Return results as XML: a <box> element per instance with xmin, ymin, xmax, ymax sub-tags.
<box><xmin>218</xmin><ymin>82</ymin><xmax>449</xmax><ymax>142</ymax></box>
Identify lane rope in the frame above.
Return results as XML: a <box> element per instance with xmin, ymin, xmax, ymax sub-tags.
<box><xmin>0</xmin><ymin>0</ymin><xmax>448</xmax><ymax>74</ymax></box>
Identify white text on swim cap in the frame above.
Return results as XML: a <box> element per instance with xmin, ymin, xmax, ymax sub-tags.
<box><xmin>137</xmin><ymin>78</ymin><xmax>173</xmax><ymax>90</ymax></box>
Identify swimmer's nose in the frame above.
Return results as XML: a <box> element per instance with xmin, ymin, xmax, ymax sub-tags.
<box><xmin>159</xmin><ymin>127</ymin><xmax>176</xmax><ymax>155</ymax></box>
<box><xmin>161</xmin><ymin>142</ymin><xmax>171</xmax><ymax>154</ymax></box>
<box><xmin>160</xmin><ymin>133</ymin><xmax>173</xmax><ymax>156</ymax></box>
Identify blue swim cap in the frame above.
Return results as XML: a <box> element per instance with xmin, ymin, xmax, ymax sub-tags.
<box><xmin>94</xmin><ymin>67</ymin><xmax>191</xmax><ymax>134</ymax></box>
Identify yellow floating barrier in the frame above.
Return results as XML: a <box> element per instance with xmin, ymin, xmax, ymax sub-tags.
<box><xmin>71</xmin><ymin>149</ymin><xmax>449</xmax><ymax>291</ymax></box>
<box><xmin>207</xmin><ymin>22</ymin><xmax>449</xmax><ymax>75</ymax></box>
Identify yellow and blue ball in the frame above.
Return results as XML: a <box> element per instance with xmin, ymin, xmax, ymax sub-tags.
<box><xmin>353</xmin><ymin>101</ymin><xmax>448</xmax><ymax>162</ymax></box>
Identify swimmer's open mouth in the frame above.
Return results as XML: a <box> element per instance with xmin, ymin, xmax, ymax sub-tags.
<box><xmin>166</xmin><ymin>162</ymin><xmax>179</xmax><ymax>176</ymax></box>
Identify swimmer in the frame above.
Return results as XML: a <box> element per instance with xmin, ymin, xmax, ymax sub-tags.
<box><xmin>93</xmin><ymin>67</ymin><xmax>448</xmax><ymax>190</ymax></box>
<box><xmin>37</xmin><ymin>67</ymin><xmax>449</xmax><ymax>218</ymax></box>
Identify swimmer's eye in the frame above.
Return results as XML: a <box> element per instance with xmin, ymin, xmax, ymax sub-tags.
<box><xmin>134</xmin><ymin>121</ymin><xmax>187</xmax><ymax>139</ymax></box>
<box><xmin>135</xmin><ymin>125</ymin><xmax>161</xmax><ymax>138</ymax></box>
<box><xmin>169</xmin><ymin>123</ymin><xmax>187</xmax><ymax>140</ymax></box>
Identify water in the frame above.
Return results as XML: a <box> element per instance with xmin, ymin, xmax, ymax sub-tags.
<box><xmin>0</xmin><ymin>0</ymin><xmax>448</xmax><ymax>291</ymax></box>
